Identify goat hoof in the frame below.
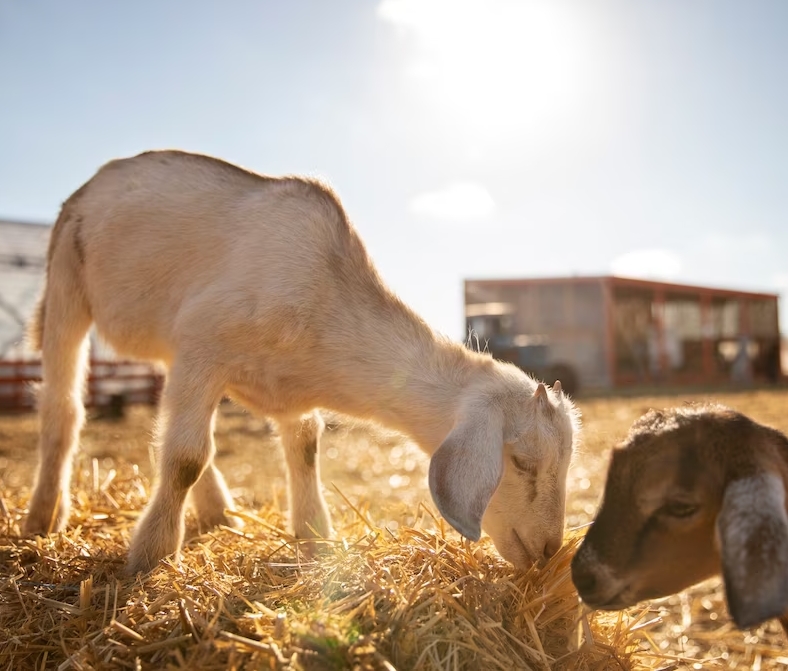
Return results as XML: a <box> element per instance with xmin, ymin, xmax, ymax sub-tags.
<box><xmin>24</xmin><ymin>508</ymin><xmax>68</xmax><ymax>536</ymax></box>
<box><xmin>194</xmin><ymin>510</ymin><xmax>244</xmax><ymax>534</ymax></box>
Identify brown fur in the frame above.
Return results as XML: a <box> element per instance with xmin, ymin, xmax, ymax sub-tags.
<box><xmin>572</xmin><ymin>404</ymin><xmax>788</xmax><ymax>633</ymax></box>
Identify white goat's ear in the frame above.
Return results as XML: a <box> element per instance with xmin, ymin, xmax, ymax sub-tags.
<box><xmin>717</xmin><ymin>473</ymin><xmax>788</xmax><ymax>629</ymax></box>
<box><xmin>428</xmin><ymin>410</ymin><xmax>504</xmax><ymax>541</ymax></box>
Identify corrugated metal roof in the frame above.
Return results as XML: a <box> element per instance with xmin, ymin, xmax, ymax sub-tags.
<box><xmin>465</xmin><ymin>275</ymin><xmax>781</xmax><ymax>301</ymax></box>
<box><xmin>0</xmin><ymin>219</ymin><xmax>51</xmax><ymax>262</ymax></box>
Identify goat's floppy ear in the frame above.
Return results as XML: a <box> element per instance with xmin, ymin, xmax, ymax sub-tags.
<box><xmin>717</xmin><ymin>473</ymin><xmax>788</xmax><ymax>629</ymax></box>
<box><xmin>428</xmin><ymin>408</ymin><xmax>504</xmax><ymax>541</ymax></box>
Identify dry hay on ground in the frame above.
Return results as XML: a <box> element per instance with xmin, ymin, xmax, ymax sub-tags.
<box><xmin>1</xmin><ymin>388</ymin><xmax>788</xmax><ymax>670</ymax></box>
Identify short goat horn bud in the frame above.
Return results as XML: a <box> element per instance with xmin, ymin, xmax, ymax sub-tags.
<box><xmin>553</xmin><ymin>380</ymin><xmax>562</xmax><ymax>394</ymax></box>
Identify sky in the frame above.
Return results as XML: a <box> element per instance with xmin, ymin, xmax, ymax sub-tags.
<box><xmin>1</xmin><ymin>0</ymin><xmax>787</xmax><ymax>339</ymax></box>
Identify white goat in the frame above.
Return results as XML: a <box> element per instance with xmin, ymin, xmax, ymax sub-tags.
<box><xmin>25</xmin><ymin>150</ymin><xmax>580</xmax><ymax>574</ymax></box>
<box><xmin>571</xmin><ymin>404</ymin><xmax>788</xmax><ymax>634</ymax></box>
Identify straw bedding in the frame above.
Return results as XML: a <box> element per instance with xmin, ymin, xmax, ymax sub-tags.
<box><xmin>1</xmin><ymin>389</ymin><xmax>787</xmax><ymax>670</ymax></box>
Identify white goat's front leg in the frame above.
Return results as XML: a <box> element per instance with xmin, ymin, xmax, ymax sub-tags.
<box><xmin>126</xmin><ymin>366</ymin><xmax>222</xmax><ymax>574</ymax></box>
<box><xmin>276</xmin><ymin>411</ymin><xmax>333</xmax><ymax>544</ymax></box>
<box><xmin>189</xmin><ymin>457</ymin><xmax>242</xmax><ymax>532</ymax></box>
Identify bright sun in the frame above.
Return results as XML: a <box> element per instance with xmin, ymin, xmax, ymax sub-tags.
<box><xmin>378</xmin><ymin>0</ymin><xmax>592</xmax><ymax>144</ymax></box>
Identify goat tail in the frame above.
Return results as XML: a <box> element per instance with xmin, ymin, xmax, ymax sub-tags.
<box><xmin>27</xmin><ymin>188</ymin><xmax>89</xmax><ymax>354</ymax></box>
<box><xmin>25</xmin><ymin>208</ymin><xmax>63</xmax><ymax>353</ymax></box>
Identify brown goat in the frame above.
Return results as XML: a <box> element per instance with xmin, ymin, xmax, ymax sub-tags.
<box><xmin>571</xmin><ymin>404</ymin><xmax>788</xmax><ymax>634</ymax></box>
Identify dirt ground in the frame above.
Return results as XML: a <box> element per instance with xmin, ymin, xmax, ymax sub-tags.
<box><xmin>2</xmin><ymin>385</ymin><xmax>788</xmax><ymax>668</ymax></box>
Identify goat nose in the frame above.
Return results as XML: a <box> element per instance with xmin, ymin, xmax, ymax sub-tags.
<box><xmin>570</xmin><ymin>562</ymin><xmax>598</xmax><ymax>597</ymax></box>
<box><xmin>543</xmin><ymin>537</ymin><xmax>562</xmax><ymax>560</ymax></box>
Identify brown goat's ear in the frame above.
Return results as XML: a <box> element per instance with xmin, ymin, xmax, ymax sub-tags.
<box><xmin>717</xmin><ymin>473</ymin><xmax>788</xmax><ymax>629</ymax></box>
<box><xmin>428</xmin><ymin>409</ymin><xmax>504</xmax><ymax>541</ymax></box>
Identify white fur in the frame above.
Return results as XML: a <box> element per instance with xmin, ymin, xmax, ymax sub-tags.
<box><xmin>24</xmin><ymin>150</ymin><xmax>580</xmax><ymax>573</ymax></box>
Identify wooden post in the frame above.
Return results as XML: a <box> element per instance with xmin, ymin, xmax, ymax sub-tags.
<box><xmin>603</xmin><ymin>278</ymin><xmax>617</xmax><ymax>388</ymax></box>
<box><xmin>700</xmin><ymin>292</ymin><xmax>714</xmax><ymax>379</ymax></box>
<box><xmin>654</xmin><ymin>290</ymin><xmax>667</xmax><ymax>380</ymax></box>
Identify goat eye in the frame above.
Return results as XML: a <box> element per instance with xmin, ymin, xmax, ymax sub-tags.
<box><xmin>660</xmin><ymin>501</ymin><xmax>698</xmax><ymax>519</ymax></box>
<box><xmin>511</xmin><ymin>455</ymin><xmax>537</xmax><ymax>475</ymax></box>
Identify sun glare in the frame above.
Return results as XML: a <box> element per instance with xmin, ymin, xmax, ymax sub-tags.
<box><xmin>378</xmin><ymin>0</ymin><xmax>591</xmax><ymax>144</ymax></box>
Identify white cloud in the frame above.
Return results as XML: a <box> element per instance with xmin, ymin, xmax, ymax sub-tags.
<box><xmin>376</xmin><ymin>0</ymin><xmax>426</xmax><ymax>29</ymax></box>
<box><xmin>409</xmin><ymin>182</ymin><xmax>495</xmax><ymax>222</ymax></box>
<box><xmin>703</xmin><ymin>232</ymin><xmax>771</xmax><ymax>255</ymax></box>
<box><xmin>773</xmin><ymin>272</ymin><xmax>788</xmax><ymax>293</ymax></box>
<box><xmin>610</xmin><ymin>249</ymin><xmax>682</xmax><ymax>280</ymax></box>
<box><xmin>377</xmin><ymin>0</ymin><xmax>474</xmax><ymax>33</ymax></box>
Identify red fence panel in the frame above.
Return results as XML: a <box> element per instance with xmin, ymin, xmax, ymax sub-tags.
<box><xmin>0</xmin><ymin>359</ymin><xmax>164</xmax><ymax>412</ymax></box>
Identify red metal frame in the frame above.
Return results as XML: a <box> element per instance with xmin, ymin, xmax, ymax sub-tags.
<box><xmin>0</xmin><ymin>359</ymin><xmax>164</xmax><ymax>412</ymax></box>
<box><xmin>605</xmin><ymin>277</ymin><xmax>780</xmax><ymax>387</ymax></box>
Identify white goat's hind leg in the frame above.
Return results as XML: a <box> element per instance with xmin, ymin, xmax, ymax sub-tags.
<box><xmin>189</xmin><ymin>454</ymin><xmax>242</xmax><ymax>532</ymax></box>
<box><xmin>26</xmin><ymin>286</ymin><xmax>91</xmax><ymax>535</ymax></box>
<box><xmin>126</xmin><ymin>367</ymin><xmax>222</xmax><ymax>574</ymax></box>
<box><xmin>277</xmin><ymin>411</ymin><xmax>333</xmax><ymax>543</ymax></box>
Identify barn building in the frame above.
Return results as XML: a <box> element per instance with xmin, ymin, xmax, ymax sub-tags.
<box><xmin>465</xmin><ymin>275</ymin><xmax>784</xmax><ymax>395</ymax></box>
